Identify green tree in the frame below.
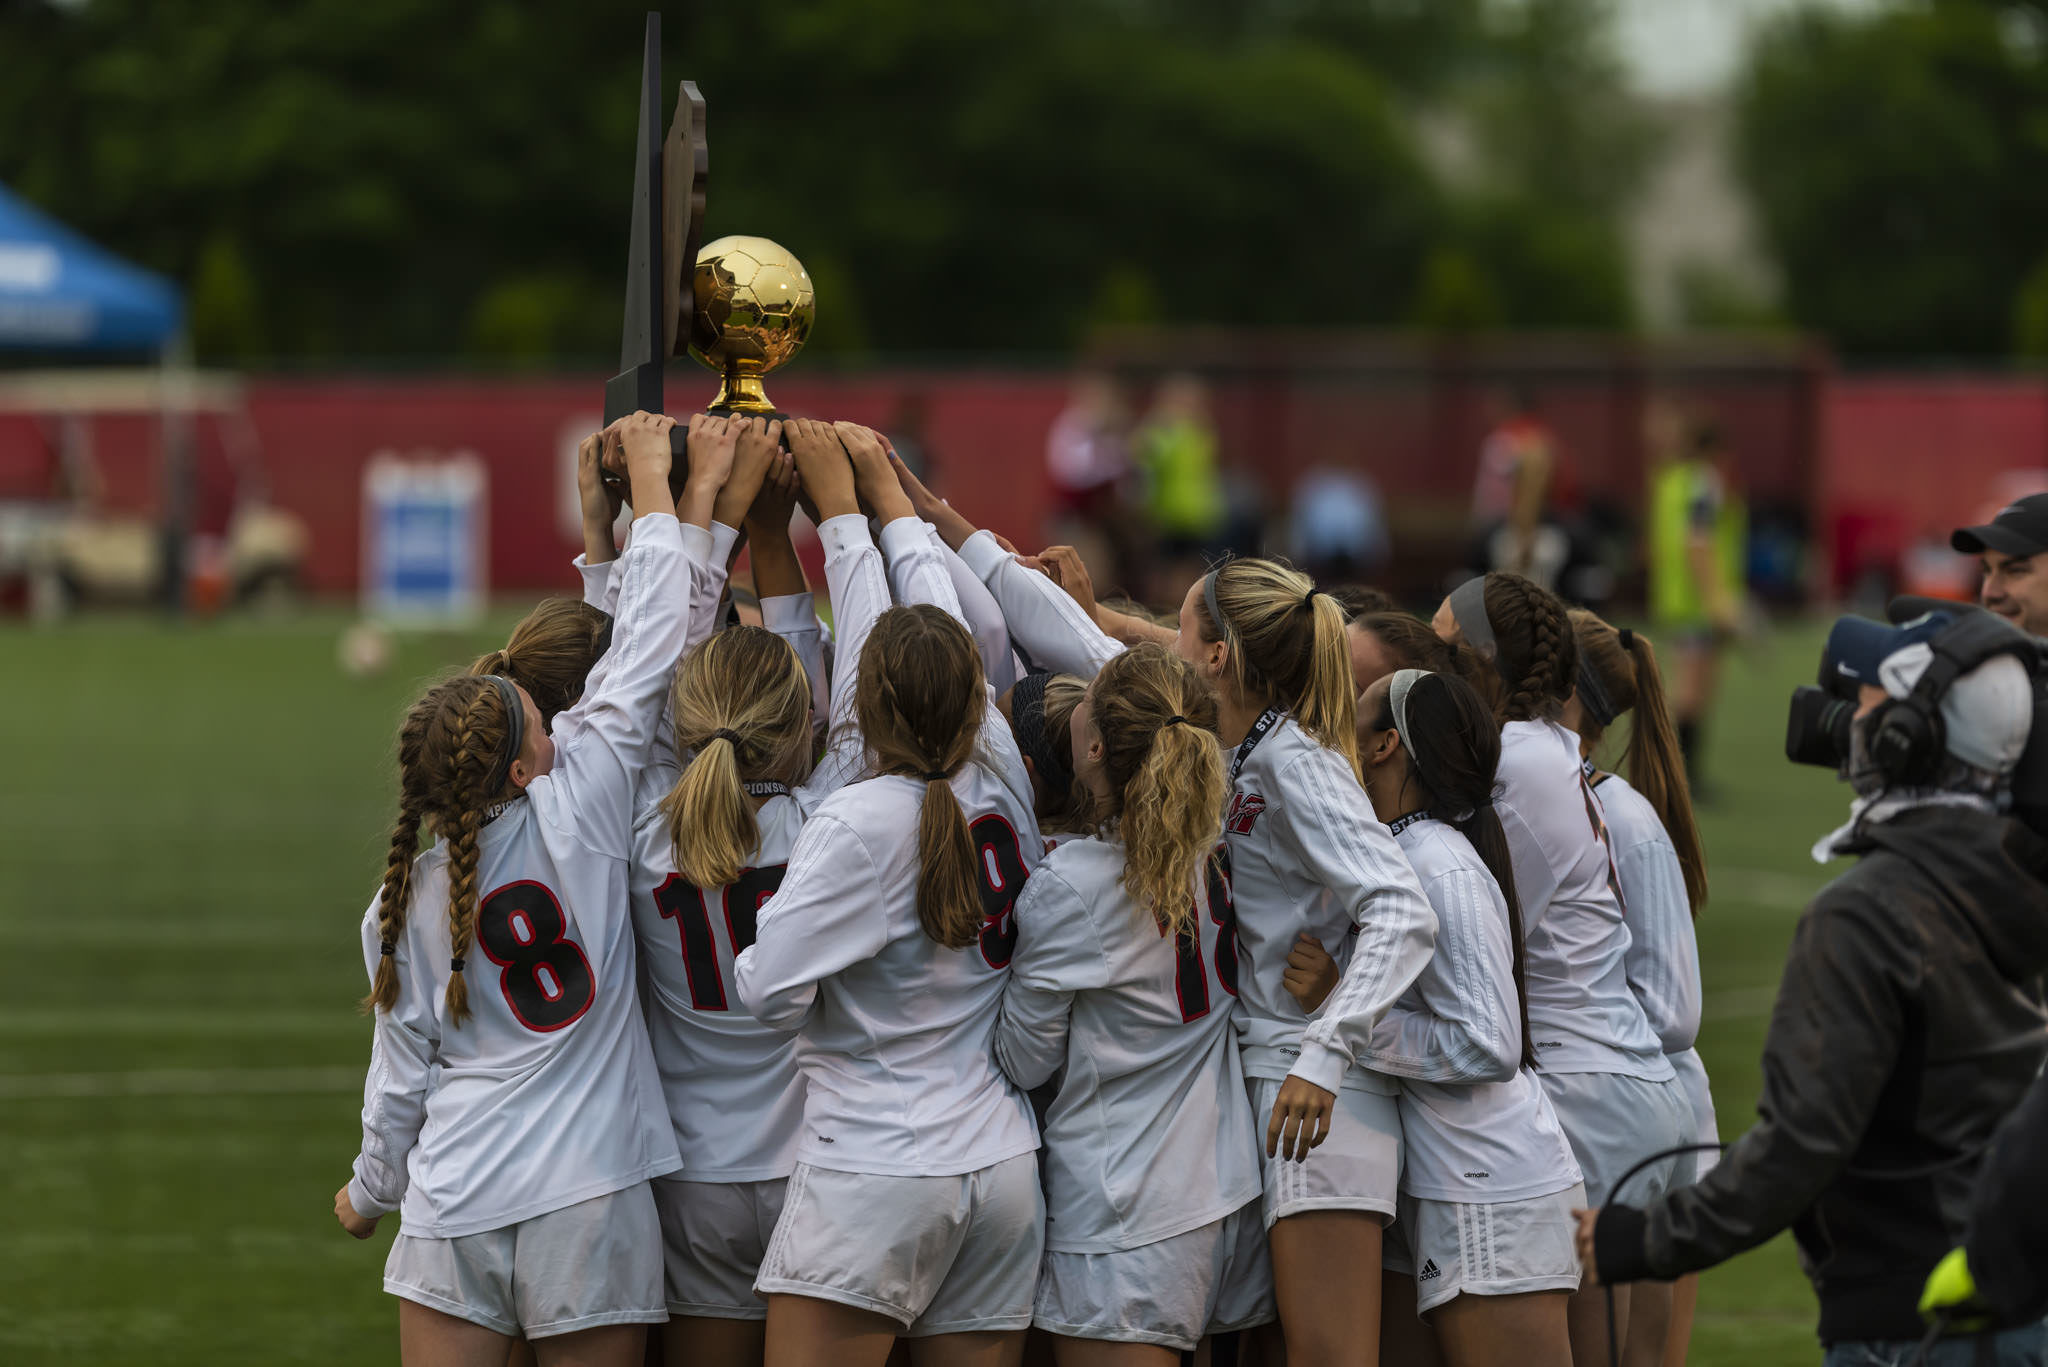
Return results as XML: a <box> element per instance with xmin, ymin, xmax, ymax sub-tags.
<box><xmin>1737</xmin><ymin>1</ymin><xmax>2048</xmax><ymax>357</ymax></box>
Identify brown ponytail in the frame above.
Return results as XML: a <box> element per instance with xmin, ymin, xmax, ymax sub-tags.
<box><xmin>363</xmin><ymin>674</ymin><xmax>519</xmax><ymax>1027</ymax></box>
<box><xmin>468</xmin><ymin>597</ymin><xmax>612</xmax><ymax>725</ymax></box>
<box><xmin>1198</xmin><ymin>559</ymin><xmax>1363</xmax><ymax>780</ymax></box>
<box><xmin>1084</xmin><ymin>644</ymin><xmax>1226</xmax><ymax>934</ymax></box>
<box><xmin>1569</xmin><ymin>611</ymin><xmax>1708</xmax><ymax>914</ymax></box>
<box><xmin>662</xmin><ymin>626</ymin><xmax>814</xmax><ymax>888</ymax></box>
<box><xmin>857</xmin><ymin>606</ymin><xmax>987</xmax><ymax>948</ymax></box>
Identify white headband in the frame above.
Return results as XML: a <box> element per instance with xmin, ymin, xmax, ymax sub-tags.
<box><xmin>1388</xmin><ymin>668</ymin><xmax>1429</xmax><ymax>765</ymax></box>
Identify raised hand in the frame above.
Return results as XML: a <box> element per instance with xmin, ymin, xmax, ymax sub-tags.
<box><xmin>836</xmin><ymin>422</ymin><xmax>915</xmax><ymax>524</ymax></box>
<box><xmin>1037</xmin><ymin>545</ymin><xmax>1101</xmax><ymax>623</ymax></box>
<box><xmin>747</xmin><ymin>448</ymin><xmax>800</xmax><ymax>534</ymax></box>
<box><xmin>784</xmin><ymin>418</ymin><xmax>858</xmax><ymax>521</ymax></box>
<box><xmin>575</xmin><ymin>431</ymin><xmax>622</xmax><ymax>565</ymax></box>
<box><xmin>611</xmin><ymin>410</ymin><xmax>680</xmax><ymax>519</ymax></box>
<box><xmin>715</xmin><ymin>417</ymin><xmax>785</xmax><ymax>530</ymax></box>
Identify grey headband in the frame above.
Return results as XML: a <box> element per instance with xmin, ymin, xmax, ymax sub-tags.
<box><xmin>1447</xmin><ymin>576</ymin><xmax>1504</xmax><ymax>681</ymax></box>
<box><xmin>1388</xmin><ymin>668</ymin><xmax>1428</xmax><ymax>767</ymax></box>
<box><xmin>481</xmin><ymin>675</ymin><xmax>526</xmax><ymax>796</ymax></box>
<box><xmin>1202</xmin><ymin>567</ymin><xmax>1233</xmax><ymax>649</ymax></box>
<box><xmin>1575</xmin><ymin>656</ymin><xmax>1620</xmax><ymax>729</ymax></box>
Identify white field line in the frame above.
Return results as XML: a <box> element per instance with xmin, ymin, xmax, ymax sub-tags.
<box><xmin>0</xmin><ymin>1065</ymin><xmax>360</xmax><ymax>1100</ymax></box>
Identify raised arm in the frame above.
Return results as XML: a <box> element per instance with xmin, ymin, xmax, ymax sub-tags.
<box><xmin>1356</xmin><ymin>864</ymin><xmax>1519</xmax><ymax>1084</ymax></box>
<box><xmin>933</xmin><ymin>525</ymin><xmax>1020</xmax><ymax>694</ymax></box>
<box><xmin>958</xmin><ymin>531</ymin><xmax>1123</xmax><ymax>678</ymax></box>
<box><xmin>545</xmin><ymin>411</ymin><xmax>709</xmax><ymax>858</ymax></box>
<box><xmin>734</xmin><ymin>811</ymin><xmax>890</xmax><ymax>1030</ymax></box>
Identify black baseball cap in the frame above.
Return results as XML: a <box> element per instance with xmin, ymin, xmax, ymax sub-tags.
<box><xmin>1952</xmin><ymin>493</ymin><xmax>2048</xmax><ymax>557</ymax></box>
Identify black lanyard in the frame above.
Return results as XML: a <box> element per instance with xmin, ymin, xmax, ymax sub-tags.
<box><xmin>1230</xmin><ymin>706</ymin><xmax>1286</xmax><ymax>786</ymax></box>
<box><xmin>1387</xmin><ymin>810</ymin><xmax>1434</xmax><ymax>837</ymax></box>
<box><xmin>744</xmin><ymin>781</ymin><xmax>791</xmax><ymax>798</ymax></box>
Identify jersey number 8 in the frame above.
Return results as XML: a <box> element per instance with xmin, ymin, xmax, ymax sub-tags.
<box><xmin>477</xmin><ymin>881</ymin><xmax>597</xmax><ymax>1032</ymax></box>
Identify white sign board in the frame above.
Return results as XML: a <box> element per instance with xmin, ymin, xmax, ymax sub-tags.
<box><xmin>361</xmin><ymin>452</ymin><xmax>487</xmax><ymax>625</ymax></box>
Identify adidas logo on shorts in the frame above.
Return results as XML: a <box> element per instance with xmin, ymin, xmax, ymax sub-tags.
<box><xmin>1419</xmin><ymin>1259</ymin><xmax>1442</xmax><ymax>1282</ymax></box>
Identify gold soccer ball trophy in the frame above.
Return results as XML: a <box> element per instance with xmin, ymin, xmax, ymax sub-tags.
<box><xmin>690</xmin><ymin>235</ymin><xmax>815</xmax><ymax>417</ymax></box>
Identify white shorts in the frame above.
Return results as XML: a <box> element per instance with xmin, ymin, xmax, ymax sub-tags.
<box><xmin>383</xmin><ymin>1183</ymin><xmax>664</xmax><ymax>1339</ymax></box>
<box><xmin>1539</xmin><ymin>1071</ymin><xmax>1693</xmax><ymax>1208</ymax></box>
<box><xmin>755</xmin><ymin>1154</ymin><xmax>1043</xmax><ymax>1334</ymax></box>
<box><xmin>1670</xmin><ymin>1049</ymin><xmax>1721</xmax><ymax>1181</ymax></box>
<box><xmin>1034</xmin><ymin>1202</ymin><xmax>1275</xmax><ymax>1350</ymax></box>
<box><xmin>1250</xmin><ymin>1076</ymin><xmax>1402</xmax><ymax>1227</ymax></box>
<box><xmin>1382</xmin><ymin>1185</ymin><xmax>1586</xmax><ymax>1315</ymax></box>
<box><xmin>652</xmin><ymin>1176</ymin><xmax>786</xmax><ymax>1320</ymax></box>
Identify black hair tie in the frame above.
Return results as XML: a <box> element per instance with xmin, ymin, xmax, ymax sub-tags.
<box><xmin>1618</xmin><ymin>628</ymin><xmax>1636</xmax><ymax>652</ymax></box>
<box><xmin>1162</xmin><ymin>714</ymin><xmax>1190</xmax><ymax>728</ymax></box>
<box><xmin>1300</xmin><ymin>589</ymin><xmax>1320</xmax><ymax>611</ymax></box>
<box><xmin>379</xmin><ymin>941</ymin><xmax>396</xmax><ymax>957</ymax></box>
<box><xmin>449</xmin><ymin>957</ymin><xmax>466</xmax><ymax>972</ymax></box>
<box><xmin>921</xmin><ymin>769</ymin><xmax>951</xmax><ymax>783</ymax></box>
<box><xmin>711</xmin><ymin>729</ymin><xmax>743</xmax><ymax>747</ymax></box>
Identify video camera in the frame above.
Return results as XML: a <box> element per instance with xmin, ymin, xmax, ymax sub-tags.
<box><xmin>1785</xmin><ymin>597</ymin><xmax>2048</xmax><ymax>834</ymax></box>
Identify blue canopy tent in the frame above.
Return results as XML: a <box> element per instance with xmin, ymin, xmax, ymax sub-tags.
<box><xmin>0</xmin><ymin>182</ymin><xmax>195</xmax><ymax>610</ymax></box>
<box><xmin>0</xmin><ymin>183</ymin><xmax>182</xmax><ymax>351</ymax></box>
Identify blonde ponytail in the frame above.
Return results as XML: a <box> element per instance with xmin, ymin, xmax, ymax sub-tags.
<box><xmin>1087</xmin><ymin>644</ymin><xmax>1226</xmax><ymax>935</ymax></box>
<box><xmin>1199</xmin><ymin>560</ymin><xmax>1363</xmax><ymax>778</ymax></box>
<box><xmin>661</xmin><ymin>626</ymin><xmax>813</xmax><ymax>889</ymax></box>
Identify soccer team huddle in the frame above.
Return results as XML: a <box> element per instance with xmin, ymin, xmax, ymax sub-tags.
<box><xmin>335</xmin><ymin>409</ymin><xmax>1715</xmax><ymax>1367</ymax></box>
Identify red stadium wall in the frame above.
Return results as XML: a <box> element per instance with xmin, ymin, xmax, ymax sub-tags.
<box><xmin>3</xmin><ymin>360</ymin><xmax>2045</xmax><ymax>604</ymax></box>
<box><xmin>1818</xmin><ymin>376</ymin><xmax>2048</xmax><ymax>597</ymax></box>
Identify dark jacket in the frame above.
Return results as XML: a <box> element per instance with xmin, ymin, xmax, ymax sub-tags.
<box><xmin>1965</xmin><ymin>1063</ymin><xmax>2048</xmax><ymax>1323</ymax></box>
<box><xmin>1595</xmin><ymin>805</ymin><xmax>2048</xmax><ymax>1345</ymax></box>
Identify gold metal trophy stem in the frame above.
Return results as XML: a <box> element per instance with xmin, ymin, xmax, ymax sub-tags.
<box><xmin>709</xmin><ymin>368</ymin><xmax>777</xmax><ymax>415</ymax></box>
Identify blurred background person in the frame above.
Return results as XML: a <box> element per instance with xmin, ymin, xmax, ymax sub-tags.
<box><xmin>1131</xmin><ymin>371</ymin><xmax>1226</xmax><ymax>601</ymax></box>
<box><xmin>1045</xmin><ymin>369</ymin><xmax>1134</xmax><ymax>594</ymax></box>
<box><xmin>1290</xmin><ymin>463</ymin><xmax>1391</xmax><ymax>592</ymax></box>
<box><xmin>1952</xmin><ymin>493</ymin><xmax>2048</xmax><ymax>638</ymax></box>
<box><xmin>1648</xmin><ymin>408</ymin><xmax>1747</xmax><ymax>793</ymax></box>
<box><xmin>1470</xmin><ymin>390</ymin><xmax>1567</xmax><ymax>589</ymax></box>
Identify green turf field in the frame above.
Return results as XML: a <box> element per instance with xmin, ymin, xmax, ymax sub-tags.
<box><xmin>0</xmin><ymin>610</ymin><xmax>1842</xmax><ymax>1365</ymax></box>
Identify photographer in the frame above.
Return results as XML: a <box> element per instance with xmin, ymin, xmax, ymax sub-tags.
<box><xmin>1953</xmin><ymin>493</ymin><xmax>2048</xmax><ymax>637</ymax></box>
<box><xmin>1575</xmin><ymin>610</ymin><xmax>2048</xmax><ymax>1365</ymax></box>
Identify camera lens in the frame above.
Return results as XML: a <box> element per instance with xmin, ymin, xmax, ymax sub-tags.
<box><xmin>1786</xmin><ymin>685</ymin><xmax>1856</xmax><ymax>768</ymax></box>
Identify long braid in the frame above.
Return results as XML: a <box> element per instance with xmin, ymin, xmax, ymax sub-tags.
<box><xmin>1486</xmin><ymin>573</ymin><xmax>1577</xmax><ymax>723</ymax></box>
<box><xmin>363</xmin><ymin>709</ymin><xmax>432</xmax><ymax>1015</ymax></box>
<box><xmin>439</xmin><ymin>686</ymin><xmax>503</xmax><ymax>1028</ymax></box>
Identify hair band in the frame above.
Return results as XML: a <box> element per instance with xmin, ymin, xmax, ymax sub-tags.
<box><xmin>379</xmin><ymin>941</ymin><xmax>396</xmax><ymax>957</ymax></box>
<box><xmin>1575</xmin><ymin>652</ymin><xmax>1620</xmax><ymax>728</ymax></box>
<box><xmin>1202</xmin><ymin>568</ymin><xmax>1235</xmax><ymax>647</ymax></box>
<box><xmin>1299</xmin><ymin>588</ymin><xmax>1320</xmax><ymax>612</ymax></box>
<box><xmin>449</xmin><ymin>957</ymin><xmax>466</xmax><ymax>972</ymax></box>
<box><xmin>480</xmin><ymin>675</ymin><xmax>527</xmax><ymax>797</ymax></box>
<box><xmin>1446</xmin><ymin>577</ymin><xmax>1506</xmax><ymax>683</ymax></box>
<box><xmin>1162</xmin><ymin>714</ymin><xmax>1190</xmax><ymax>728</ymax></box>
<box><xmin>921</xmin><ymin>769</ymin><xmax>951</xmax><ymax>783</ymax></box>
<box><xmin>710</xmin><ymin>729</ymin><xmax>744</xmax><ymax>747</ymax></box>
<box><xmin>1618</xmin><ymin>627</ymin><xmax>1636</xmax><ymax>652</ymax></box>
<box><xmin>1388</xmin><ymin>668</ymin><xmax>1429</xmax><ymax>768</ymax></box>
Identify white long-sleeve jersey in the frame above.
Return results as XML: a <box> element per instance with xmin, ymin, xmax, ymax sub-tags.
<box><xmin>993</xmin><ymin>837</ymin><xmax>1262</xmax><ymax>1253</ymax></box>
<box><xmin>1589</xmin><ymin>768</ymin><xmax>1703</xmax><ymax>1057</ymax></box>
<box><xmin>1495</xmin><ymin>721</ymin><xmax>1672</xmax><ymax>1081</ymax></box>
<box><xmin>1360</xmin><ymin>815</ymin><xmax>1582</xmax><ymax>1202</ymax></box>
<box><xmin>626</xmin><ymin>515</ymin><xmax>893</xmax><ymax>1182</ymax></box>
<box><xmin>957</xmin><ymin>530</ymin><xmax>1123</xmax><ymax>679</ymax></box>
<box><xmin>349</xmin><ymin>514</ymin><xmax>691</xmax><ymax>1239</ymax></box>
<box><xmin>733</xmin><ymin>753</ymin><xmax>1042</xmax><ymax>1176</ymax></box>
<box><xmin>1223</xmin><ymin>712</ymin><xmax>1436</xmax><ymax>1095</ymax></box>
